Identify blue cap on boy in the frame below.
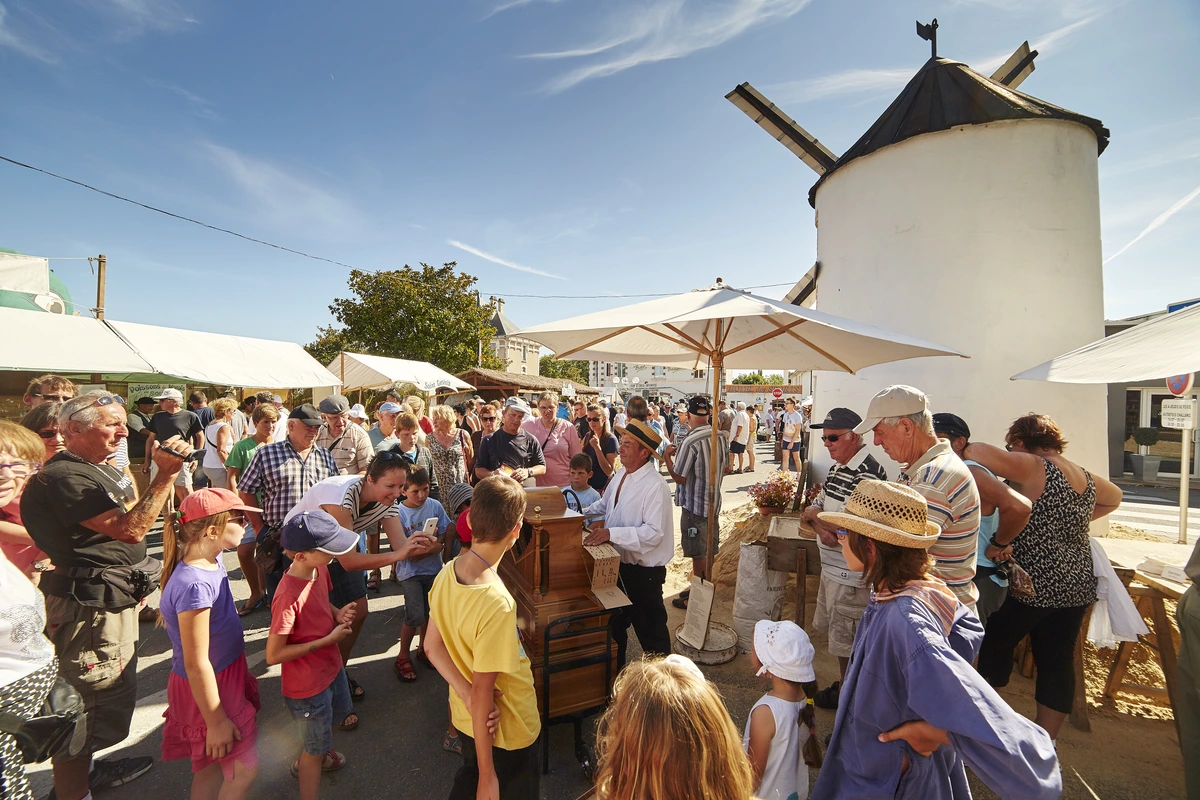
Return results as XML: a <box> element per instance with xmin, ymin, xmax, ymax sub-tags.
<box><xmin>280</xmin><ymin>510</ymin><xmax>359</xmax><ymax>555</ymax></box>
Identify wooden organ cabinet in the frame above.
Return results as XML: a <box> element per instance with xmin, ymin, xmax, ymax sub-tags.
<box><xmin>498</xmin><ymin>488</ymin><xmax>619</xmax><ymax>771</ymax></box>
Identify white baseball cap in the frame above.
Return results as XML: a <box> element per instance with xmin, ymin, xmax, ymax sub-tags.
<box><xmin>853</xmin><ymin>385</ymin><xmax>928</xmax><ymax>435</ymax></box>
<box><xmin>155</xmin><ymin>388</ymin><xmax>183</xmax><ymax>401</ymax></box>
<box><xmin>753</xmin><ymin>620</ymin><xmax>815</xmax><ymax>683</ymax></box>
<box><xmin>504</xmin><ymin>397</ymin><xmax>531</xmax><ymax>415</ymax></box>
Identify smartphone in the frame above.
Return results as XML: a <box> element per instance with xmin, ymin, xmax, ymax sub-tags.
<box><xmin>422</xmin><ymin>517</ymin><xmax>440</xmax><ymax>536</ymax></box>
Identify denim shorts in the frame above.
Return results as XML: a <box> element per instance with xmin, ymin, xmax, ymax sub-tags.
<box><xmin>282</xmin><ymin>668</ymin><xmax>352</xmax><ymax>756</ymax></box>
<box><xmin>239</xmin><ymin>522</ymin><xmax>257</xmax><ymax>547</ymax></box>
<box><xmin>400</xmin><ymin>573</ymin><xmax>436</xmax><ymax>627</ymax></box>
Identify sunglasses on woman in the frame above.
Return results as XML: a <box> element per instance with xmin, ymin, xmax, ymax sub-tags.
<box><xmin>588</xmin><ymin>416</ymin><xmax>603</xmax><ymax>422</ymax></box>
<box><xmin>37</xmin><ymin>428</ymin><xmax>59</xmax><ymax>440</ymax></box>
<box><xmin>481</xmin><ymin>415</ymin><xmax>496</xmax><ymax>422</ymax></box>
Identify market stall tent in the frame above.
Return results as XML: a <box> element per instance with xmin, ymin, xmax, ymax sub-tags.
<box><xmin>327</xmin><ymin>352</ymin><xmax>474</xmax><ymax>393</ymax></box>
<box><xmin>0</xmin><ymin>306</ymin><xmax>340</xmax><ymax>388</ymax></box>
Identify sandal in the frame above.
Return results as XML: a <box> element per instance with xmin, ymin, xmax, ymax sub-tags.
<box><xmin>366</xmin><ymin>571</ymin><xmax>381</xmax><ymax>592</ymax></box>
<box><xmin>394</xmin><ymin>655</ymin><xmax>417</xmax><ymax>682</ymax></box>
<box><xmin>338</xmin><ymin>712</ymin><xmax>360</xmax><ymax>732</ymax></box>
<box><xmin>415</xmin><ymin>649</ymin><xmax>433</xmax><ymax>669</ymax></box>
<box><xmin>237</xmin><ymin>595</ymin><xmax>267</xmax><ymax>617</ymax></box>
<box><xmin>290</xmin><ymin>749</ymin><xmax>347</xmax><ymax>778</ymax></box>
<box><xmin>347</xmin><ymin>675</ymin><xmax>365</xmax><ymax>701</ymax></box>
<box><xmin>443</xmin><ymin>732</ymin><xmax>462</xmax><ymax>754</ymax></box>
<box><xmin>672</xmin><ymin>595</ymin><xmax>689</xmax><ymax>610</ymax></box>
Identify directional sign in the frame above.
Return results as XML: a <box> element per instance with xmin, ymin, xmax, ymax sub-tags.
<box><xmin>1161</xmin><ymin>398</ymin><xmax>1197</xmax><ymax>430</ymax></box>
<box><xmin>1166</xmin><ymin>373</ymin><xmax>1194</xmax><ymax>397</ymax></box>
<box><xmin>772</xmin><ymin>387</ymin><xmax>784</xmax><ymax>399</ymax></box>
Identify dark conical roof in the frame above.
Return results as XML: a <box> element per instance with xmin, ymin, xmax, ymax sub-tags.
<box><xmin>489</xmin><ymin>308</ymin><xmax>521</xmax><ymax>338</ymax></box>
<box><xmin>808</xmin><ymin>57</ymin><xmax>1109</xmax><ymax>207</ymax></box>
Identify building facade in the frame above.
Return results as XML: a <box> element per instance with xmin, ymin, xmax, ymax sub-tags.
<box><xmin>488</xmin><ymin>298</ymin><xmax>540</xmax><ymax>376</ymax></box>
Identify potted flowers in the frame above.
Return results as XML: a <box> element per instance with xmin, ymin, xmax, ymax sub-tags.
<box><xmin>1130</xmin><ymin>427</ymin><xmax>1163</xmax><ymax>484</ymax></box>
<box><xmin>747</xmin><ymin>471</ymin><xmax>797</xmax><ymax>517</ymax></box>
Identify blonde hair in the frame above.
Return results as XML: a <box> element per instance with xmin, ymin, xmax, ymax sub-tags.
<box><xmin>594</xmin><ymin>658</ymin><xmax>754</xmax><ymax>800</ymax></box>
<box><xmin>0</xmin><ymin>420</ymin><xmax>47</xmax><ymax>464</ymax></box>
<box><xmin>397</xmin><ymin>412</ymin><xmax>420</xmax><ymax>432</ymax></box>
<box><xmin>405</xmin><ymin>395</ymin><xmax>426</xmax><ymax>415</ymax></box>
<box><xmin>212</xmin><ymin>397</ymin><xmax>237</xmax><ymax>419</ymax></box>
<box><xmin>430</xmin><ymin>404</ymin><xmax>457</xmax><ymax>428</ymax></box>
<box><xmin>161</xmin><ymin>511</ymin><xmax>231</xmax><ymax>595</ymax></box>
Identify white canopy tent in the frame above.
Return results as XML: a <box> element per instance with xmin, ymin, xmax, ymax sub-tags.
<box><xmin>327</xmin><ymin>351</ymin><xmax>474</xmax><ymax>393</ymax></box>
<box><xmin>0</xmin><ymin>306</ymin><xmax>339</xmax><ymax>388</ymax></box>
<box><xmin>1012</xmin><ymin>302</ymin><xmax>1200</xmax><ymax>384</ymax></box>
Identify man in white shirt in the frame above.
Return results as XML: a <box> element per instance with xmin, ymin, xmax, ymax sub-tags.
<box><xmin>583</xmin><ymin>419</ymin><xmax>674</xmax><ymax>667</ymax></box>
<box><xmin>730</xmin><ymin>401</ymin><xmax>751</xmax><ymax>474</ymax></box>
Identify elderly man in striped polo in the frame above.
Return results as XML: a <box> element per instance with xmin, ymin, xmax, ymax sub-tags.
<box><xmin>801</xmin><ymin>406</ymin><xmax>888</xmax><ymax>708</ymax></box>
<box><xmin>855</xmin><ymin>385</ymin><xmax>981</xmax><ymax>610</ymax></box>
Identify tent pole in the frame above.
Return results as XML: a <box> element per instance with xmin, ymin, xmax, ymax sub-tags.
<box><xmin>340</xmin><ymin>352</ymin><xmax>345</xmax><ymax>385</ymax></box>
<box><xmin>706</xmin><ymin>323</ymin><xmax>723</xmax><ymax>582</ymax></box>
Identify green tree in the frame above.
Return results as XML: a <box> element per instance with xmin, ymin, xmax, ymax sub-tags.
<box><xmin>733</xmin><ymin>371</ymin><xmax>766</xmax><ymax>385</ymax></box>
<box><xmin>305</xmin><ymin>263</ymin><xmax>505</xmax><ymax>374</ymax></box>
<box><xmin>764</xmin><ymin>373</ymin><xmax>786</xmax><ymax>385</ymax></box>
<box><xmin>540</xmin><ymin>355</ymin><xmax>590</xmax><ymax>385</ymax></box>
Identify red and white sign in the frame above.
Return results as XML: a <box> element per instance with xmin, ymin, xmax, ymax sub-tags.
<box><xmin>1166</xmin><ymin>373</ymin><xmax>1194</xmax><ymax>397</ymax></box>
<box><xmin>772</xmin><ymin>387</ymin><xmax>784</xmax><ymax>399</ymax></box>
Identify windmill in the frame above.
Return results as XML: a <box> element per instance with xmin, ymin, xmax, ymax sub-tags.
<box><xmin>725</xmin><ymin>20</ymin><xmax>1040</xmax><ymax>181</ymax></box>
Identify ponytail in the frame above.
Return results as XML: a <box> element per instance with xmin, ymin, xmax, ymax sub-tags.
<box><xmin>800</xmin><ymin>680</ymin><xmax>823</xmax><ymax>767</ymax></box>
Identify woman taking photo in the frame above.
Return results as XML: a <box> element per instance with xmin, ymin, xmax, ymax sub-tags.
<box><xmin>580</xmin><ymin>403</ymin><xmax>618</xmax><ymax>492</ymax></box>
<box><xmin>812</xmin><ymin>480</ymin><xmax>1061</xmax><ymax>800</ymax></box>
<box><xmin>522</xmin><ymin>392</ymin><xmax>582</xmax><ymax>488</ymax></box>
<box><xmin>965</xmin><ymin>413</ymin><xmax>1122</xmax><ymax>740</ymax></box>
<box><xmin>428</xmin><ymin>404</ymin><xmax>472</xmax><ymax>491</ymax></box>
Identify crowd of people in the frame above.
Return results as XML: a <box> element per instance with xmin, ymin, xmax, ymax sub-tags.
<box><xmin>1</xmin><ymin>373</ymin><xmax>1196</xmax><ymax>800</ymax></box>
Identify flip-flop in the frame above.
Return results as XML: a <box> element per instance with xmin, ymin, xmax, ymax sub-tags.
<box><xmin>291</xmin><ymin>750</ymin><xmax>347</xmax><ymax>778</ymax></box>
<box><xmin>237</xmin><ymin>596</ymin><xmax>267</xmax><ymax>617</ymax></box>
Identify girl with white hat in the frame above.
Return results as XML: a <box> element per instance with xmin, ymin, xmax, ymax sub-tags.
<box><xmin>745</xmin><ymin>620</ymin><xmax>819</xmax><ymax>800</ymax></box>
<box><xmin>810</xmin><ymin>481</ymin><xmax>1061</xmax><ymax>800</ymax></box>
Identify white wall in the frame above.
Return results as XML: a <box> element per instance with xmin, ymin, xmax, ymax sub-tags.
<box><xmin>811</xmin><ymin>119</ymin><xmax>1109</xmax><ymax>529</ymax></box>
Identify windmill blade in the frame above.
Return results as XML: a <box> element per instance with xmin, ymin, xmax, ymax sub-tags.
<box><xmin>725</xmin><ymin>83</ymin><xmax>838</xmax><ymax>175</ymax></box>
<box><xmin>990</xmin><ymin>41</ymin><xmax>1038</xmax><ymax>89</ymax></box>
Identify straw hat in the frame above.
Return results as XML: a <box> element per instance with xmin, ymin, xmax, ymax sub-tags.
<box><xmin>614</xmin><ymin>418</ymin><xmax>664</xmax><ymax>461</ymax></box>
<box><xmin>817</xmin><ymin>481</ymin><xmax>940</xmax><ymax>549</ymax></box>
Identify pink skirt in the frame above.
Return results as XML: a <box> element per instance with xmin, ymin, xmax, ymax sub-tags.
<box><xmin>162</xmin><ymin>653</ymin><xmax>261</xmax><ymax>778</ymax></box>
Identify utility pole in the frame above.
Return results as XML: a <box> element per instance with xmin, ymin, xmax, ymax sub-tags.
<box><xmin>94</xmin><ymin>253</ymin><xmax>107</xmax><ymax>320</ymax></box>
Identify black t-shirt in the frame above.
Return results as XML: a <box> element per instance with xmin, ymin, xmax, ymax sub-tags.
<box><xmin>476</xmin><ymin>428</ymin><xmax>546</xmax><ymax>474</ymax></box>
<box><xmin>149</xmin><ymin>410</ymin><xmax>203</xmax><ymax>460</ymax></box>
<box><xmin>22</xmin><ymin>451</ymin><xmax>142</xmax><ymax>607</ymax></box>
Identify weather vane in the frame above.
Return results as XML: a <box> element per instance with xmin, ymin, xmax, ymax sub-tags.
<box><xmin>916</xmin><ymin>18</ymin><xmax>938</xmax><ymax>58</ymax></box>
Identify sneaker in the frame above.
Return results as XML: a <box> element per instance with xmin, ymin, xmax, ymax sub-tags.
<box><xmin>814</xmin><ymin>681</ymin><xmax>841</xmax><ymax>710</ymax></box>
<box><xmin>89</xmin><ymin>756</ymin><xmax>154</xmax><ymax>789</ymax></box>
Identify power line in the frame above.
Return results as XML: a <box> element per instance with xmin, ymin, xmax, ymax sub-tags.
<box><xmin>0</xmin><ymin>154</ymin><xmax>797</xmax><ymax>301</ymax></box>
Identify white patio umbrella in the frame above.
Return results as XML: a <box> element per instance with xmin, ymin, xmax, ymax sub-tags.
<box><xmin>327</xmin><ymin>351</ymin><xmax>475</xmax><ymax>393</ymax></box>
<box><xmin>519</xmin><ymin>281</ymin><xmax>967</xmax><ymax>572</ymax></box>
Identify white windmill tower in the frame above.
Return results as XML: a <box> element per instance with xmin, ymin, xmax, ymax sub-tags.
<box><xmin>726</xmin><ymin>21</ymin><xmax>1112</xmax><ymax>490</ymax></box>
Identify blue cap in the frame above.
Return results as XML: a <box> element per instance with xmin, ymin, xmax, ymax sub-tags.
<box><xmin>280</xmin><ymin>510</ymin><xmax>359</xmax><ymax>555</ymax></box>
<box><xmin>378</xmin><ymin>401</ymin><xmax>405</xmax><ymax>414</ymax></box>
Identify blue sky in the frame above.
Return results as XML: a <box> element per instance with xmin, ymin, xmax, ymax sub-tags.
<box><xmin>1</xmin><ymin>0</ymin><xmax>1197</xmax><ymax>349</ymax></box>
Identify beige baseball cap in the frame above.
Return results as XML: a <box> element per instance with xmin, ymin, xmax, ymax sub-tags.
<box><xmin>852</xmin><ymin>385</ymin><xmax>928</xmax><ymax>434</ymax></box>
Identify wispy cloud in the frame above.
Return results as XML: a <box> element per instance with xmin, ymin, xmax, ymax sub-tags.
<box><xmin>447</xmin><ymin>240</ymin><xmax>565</xmax><ymax>280</ymax></box>
<box><xmin>483</xmin><ymin>0</ymin><xmax>570</xmax><ymax>20</ymax></box>
<box><xmin>0</xmin><ymin>3</ymin><xmax>58</xmax><ymax>63</ymax></box>
<box><xmin>525</xmin><ymin>0</ymin><xmax>812</xmax><ymax>94</ymax></box>
<box><xmin>198</xmin><ymin>142</ymin><xmax>361</xmax><ymax>238</ymax></box>
<box><xmin>144</xmin><ymin>79</ymin><xmax>222</xmax><ymax>120</ymax></box>
<box><xmin>1104</xmin><ymin>185</ymin><xmax>1200</xmax><ymax>265</ymax></box>
<box><xmin>89</xmin><ymin>0</ymin><xmax>198</xmax><ymax>36</ymax></box>
<box><xmin>770</xmin><ymin>12</ymin><xmax>1105</xmax><ymax>107</ymax></box>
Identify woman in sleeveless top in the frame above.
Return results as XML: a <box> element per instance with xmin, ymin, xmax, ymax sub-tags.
<box><xmin>201</xmin><ymin>398</ymin><xmax>238</xmax><ymax>489</ymax></box>
<box><xmin>427</xmin><ymin>404</ymin><xmax>472</xmax><ymax>489</ymax></box>
<box><xmin>963</xmin><ymin>413</ymin><xmax>1123</xmax><ymax>739</ymax></box>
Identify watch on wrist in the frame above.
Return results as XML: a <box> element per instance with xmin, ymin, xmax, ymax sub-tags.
<box><xmin>988</xmin><ymin>535</ymin><xmax>1004</xmax><ymax>549</ymax></box>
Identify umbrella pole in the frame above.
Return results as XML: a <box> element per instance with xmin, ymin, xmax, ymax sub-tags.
<box><xmin>706</xmin><ymin>343</ymin><xmax>723</xmax><ymax>582</ymax></box>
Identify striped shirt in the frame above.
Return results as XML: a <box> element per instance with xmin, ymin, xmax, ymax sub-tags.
<box><xmin>315</xmin><ymin>421</ymin><xmax>374</xmax><ymax>476</ymax></box>
<box><xmin>814</xmin><ymin>447</ymin><xmax>888</xmax><ymax>586</ymax></box>
<box><xmin>898</xmin><ymin>439</ymin><xmax>981</xmax><ymax>606</ymax></box>
<box><xmin>237</xmin><ymin>440</ymin><xmax>338</xmax><ymax>528</ymax></box>
<box><xmin>672</xmin><ymin>422</ymin><xmax>729</xmax><ymax>517</ymax></box>
<box><xmin>282</xmin><ymin>474</ymin><xmax>399</xmax><ymax>532</ymax></box>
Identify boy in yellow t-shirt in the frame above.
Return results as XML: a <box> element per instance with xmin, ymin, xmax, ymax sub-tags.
<box><xmin>426</xmin><ymin>474</ymin><xmax>541</xmax><ymax>799</ymax></box>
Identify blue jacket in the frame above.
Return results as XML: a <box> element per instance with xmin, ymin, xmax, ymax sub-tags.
<box><xmin>812</xmin><ymin>587</ymin><xmax>1061</xmax><ymax>800</ymax></box>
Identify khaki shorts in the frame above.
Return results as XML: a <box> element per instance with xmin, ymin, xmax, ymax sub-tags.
<box><xmin>44</xmin><ymin>595</ymin><xmax>140</xmax><ymax>756</ymax></box>
<box><xmin>150</xmin><ymin>458</ymin><xmax>194</xmax><ymax>489</ymax></box>
<box><xmin>813</xmin><ymin>577</ymin><xmax>870</xmax><ymax>658</ymax></box>
<box><xmin>680</xmin><ymin>507</ymin><xmax>718</xmax><ymax>559</ymax></box>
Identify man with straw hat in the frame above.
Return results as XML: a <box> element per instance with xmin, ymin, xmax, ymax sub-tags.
<box><xmin>809</xmin><ymin>480</ymin><xmax>1060</xmax><ymax>800</ymax></box>
<box><xmin>583</xmin><ymin>419</ymin><xmax>674</xmax><ymax>668</ymax></box>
